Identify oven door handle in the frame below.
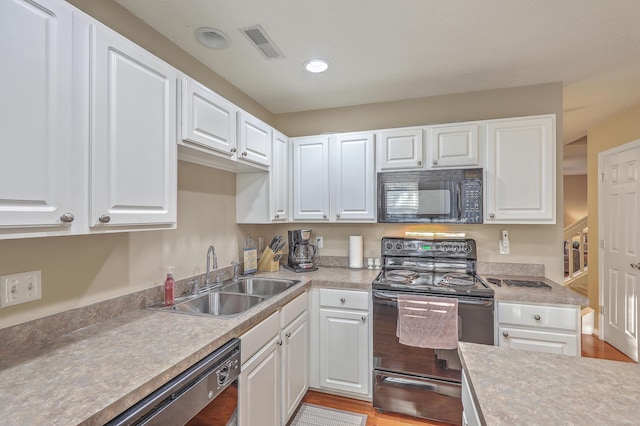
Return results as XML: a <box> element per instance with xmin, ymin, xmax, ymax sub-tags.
<box><xmin>373</xmin><ymin>290</ymin><xmax>493</xmax><ymax>306</ymax></box>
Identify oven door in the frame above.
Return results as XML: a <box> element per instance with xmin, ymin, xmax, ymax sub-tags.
<box><xmin>372</xmin><ymin>290</ymin><xmax>494</xmax><ymax>380</ymax></box>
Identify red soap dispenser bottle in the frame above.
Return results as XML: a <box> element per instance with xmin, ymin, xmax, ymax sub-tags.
<box><xmin>164</xmin><ymin>266</ymin><xmax>175</xmax><ymax>306</ymax></box>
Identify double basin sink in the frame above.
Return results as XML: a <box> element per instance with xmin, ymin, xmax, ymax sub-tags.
<box><xmin>154</xmin><ymin>278</ymin><xmax>300</xmax><ymax>319</ymax></box>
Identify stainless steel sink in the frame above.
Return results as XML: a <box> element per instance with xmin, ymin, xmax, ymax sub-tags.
<box><xmin>171</xmin><ymin>292</ymin><xmax>265</xmax><ymax>318</ymax></box>
<box><xmin>221</xmin><ymin>278</ymin><xmax>300</xmax><ymax>297</ymax></box>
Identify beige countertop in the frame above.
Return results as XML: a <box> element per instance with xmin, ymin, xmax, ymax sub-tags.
<box><xmin>0</xmin><ymin>267</ymin><xmax>375</xmax><ymax>426</ymax></box>
<box><xmin>481</xmin><ymin>274</ymin><xmax>589</xmax><ymax>306</ymax></box>
<box><xmin>459</xmin><ymin>342</ymin><xmax>640</xmax><ymax>425</ymax></box>
<box><xmin>0</xmin><ymin>266</ymin><xmax>585</xmax><ymax>425</ymax></box>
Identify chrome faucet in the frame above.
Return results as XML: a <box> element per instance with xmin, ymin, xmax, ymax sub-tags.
<box><xmin>206</xmin><ymin>245</ymin><xmax>217</xmax><ymax>284</ymax></box>
<box><xmin>231</xmin><ymin>261</ymin><xmax>240</xmax><ymax>280</ymax></box>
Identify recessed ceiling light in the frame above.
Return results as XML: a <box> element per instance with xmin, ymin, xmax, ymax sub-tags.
<box><xmin>194</xmin><ymin>27</ymin><xmax>231</xmax><ymax>49</ymax></box>
<box><xmin>304</xmin><ymin>58</ymin><xmax>330</xmax><ymax>73</ymax></box>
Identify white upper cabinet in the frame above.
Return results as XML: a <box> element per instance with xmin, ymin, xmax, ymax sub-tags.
<box><xmin>271</xmin><ymin>130</ymin><xmax>289</xmax><ymax>221</ymax></box>
<box><xmin>85</xmin><ymin>17</ymin><xmax>177</xmax><ymax>228</ymax></box>
<box><xmin>332</xmin><ymin>132</ymin><xmax>376</xmax><ymax>221</ymax></box>
<box><xmin>236</xmin><ymin>130</ymin><xmax>289</xmax><ymax>224</ymax></box>
<box><xmin>0</xmin><ymin>0</ymin><xmax>76</xmax><ymax>235</ymax></box>
<box><xmin>292</xmin><ymin>136</ymin><xmax>331</xmax><ymax>221</ymax></box>
<box><xmin>377</xmin><ymin>127</ymin><xmax>424</xmax><ymax>171</ymax></box>
<box><xmin>238</xmin><ymin>111</ymin><xmax>271</xmax><ymax>168</ymax></box>
<box><xmin>179</xmin><ymin>77</ymin><xmax>238</xmax><ymax>158</ymax></box>
<box><xmin>428</xmin><ymin>123</ymin><xmax>481</xmax><ymax>168</ymax></box>
<box><xmin>485</xmin><ymin>115</ymin><xmax>556</xmax><ymax>224</ymax></box>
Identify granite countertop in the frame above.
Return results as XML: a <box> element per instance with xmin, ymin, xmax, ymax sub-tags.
<box><xmin>459</xmin><ymin>342</ymin><xmax>640</xmax><ymax>425</ymax></box>
<box><xmin>0</xmin><ymin>267</ymin><xmax>376</xmax><ymax>426</ymax></box>
<box><xmin>480</xmin><ymin>274</ymin><xmax>589</xmax><ymax>306</ymax></box>
<box><xmin>0</xmin><ymin>265</ymin><xmax>585</xmax><ymax>425</ymax></box>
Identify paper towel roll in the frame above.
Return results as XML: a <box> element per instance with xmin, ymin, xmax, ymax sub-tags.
<box><xmin>349</xmin><ymin>236</ymin><xmax>364</xmax><ymax>269</ymax></box>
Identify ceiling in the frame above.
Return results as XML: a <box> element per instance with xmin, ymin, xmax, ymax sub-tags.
<box><xmin>115</xmin><ymin>0</ymin><xmax>640</xmax><ymax>149</ymax></box>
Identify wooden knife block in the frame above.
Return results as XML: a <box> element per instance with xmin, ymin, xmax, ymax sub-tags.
<box><xmin>258</xmin><ymin>247</ymin><xmax>282</xmax><ymax>272</ymax></box>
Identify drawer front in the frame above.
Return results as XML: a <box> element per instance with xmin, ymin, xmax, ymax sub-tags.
<box><xmin>498</xmin><ymin>302</ymin><xmax>578</xmax><ymax>332</ymax></box>
<box><xmin>240</xmin><ymin>311</ymin><xmax>280</xmax><ymax>364</ymax></box>
<box><xmin>320</xmin><ymin>288</ymin><xmax>369</xmax><ymax>310</ymax></box>
<box><xmin>498</xmin><ymin>326</ymin><xmax>578</xmax><ymax>356</ymax></box>
<box><xmin>281</xmin><ymin>291</ymin><xmax>308</xmax><ymax>327</ymax></box>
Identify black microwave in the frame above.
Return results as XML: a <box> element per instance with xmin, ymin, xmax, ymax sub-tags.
<box><xmin>377</xmin><ymin>168</ymin><xmax>483</xmax><ymax>224</ymax></box>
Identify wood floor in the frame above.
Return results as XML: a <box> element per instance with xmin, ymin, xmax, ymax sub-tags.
<box><xmin>301</xmin><ymin>335</ymin><xmax>635</xmax><ymax>426</ymax></box>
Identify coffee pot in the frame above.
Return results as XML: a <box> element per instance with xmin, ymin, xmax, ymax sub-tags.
<box><xmin>285</xmin><ymin>229</ymin><xmax>318</xmax><ymax>272</ymax></box>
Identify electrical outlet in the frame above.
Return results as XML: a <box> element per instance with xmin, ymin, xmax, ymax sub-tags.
<box><xmin>0</xmin><ymin>270</ymin><xmax>42</xmax><ymax>308</ymax></box>
<box><xmin>316</xmin><ymin>236</ymin><xmax>324</xmax><ymax>249</ymax></box>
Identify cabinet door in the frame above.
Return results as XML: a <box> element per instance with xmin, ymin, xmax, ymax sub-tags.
<box><xmin>292</xmin><ymin>136</ymin><xmax>330</xmax><ymax>221</ymax></box>
<box><xmin>238</xmin><ymin>111</ymin><xmax>271</xmax><ymax>167</ymax></box>
<box><xmin>0</xmin><ymin>0</ymin><xmax>75</xmax><ymax>230</ymax></box>
<box><xmin>429</xmin><ymin>123</ymin><xmax>480</xmax><ymax>168</ymax></box>
<box><xmin>239</xmin><ymin>336</ymin><xmax>281</xmax><ymax>426</ymax></box>
<box><xmin>271</xmin><ymin>130</ymin><xmax>289</xmax><ymax>221</ymax></box>
<box><xmin>498</xmin><ymin>326</ymin><xmax>578</xmax><ymax>356</ymax></box>
<box><xmin>377</xmin><ymin>128</ymin><xmax>424</xmax><ymax>171</ymax></box>
<box><xmin>89</xmin><ymin>23</ymin><xmax>177</xmax><ymax>227</ymax></box>
<box><xmin>462</xmin><ymin>370</ymin><xmax>481</xmax><ymax>426</ymax></box>
<box><xmin>485</xmin><ymin>115</ymin><xmax>556</xmax><ymax>223</ymax></box>
<box><xmin>319</xmin><ymin>308</ymin><xmax>369</xmax><ymax>396</ymax></box>
<box><xmin>282</xmin><ymin>312</ymin><xmax>309</xmax><ymax>423</ymax></box>
<box><xmin>332</xmin><ymin>132</ymin><xmax>376</xmax><ymax>221</ymax></box>
<box><xmin>180</xmin><ymin>77</ymin><xmax>237</xmax><ymax>157</ymax></box>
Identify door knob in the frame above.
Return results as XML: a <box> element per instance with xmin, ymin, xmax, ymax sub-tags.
<box><xmin>502</xmin><ymin>331</ymin><xmax>509</xmax><ymax>337</ymax></box>
<box><xmin>60</xmin><ymin>213</ymin><xmax>75</xmax><ymax>223</ymax></box>
<box><xmin>230</xmin><ymin>147</ymin><xmax>237</xmax><ymax>153</ymax></box>
<box><xmin>433</xmin><ymin>160</ymin><xmax>438</xmax><ymax>164</ymax></box>
<box><xmin>417</xmin><ymin>160</ymin><xmax>422</xmax><ymax>166</ymax></box>
<box><xmin>99</xmin><ymin>214</ymin><xmax>111</xmax><ymax>224</ymax></box>
<box><xmin>340</xmin><ymin>298</ymin><xmax>346</xmax><ymax>303</ymax></box>
<box><xmin>285</xmin><ymin>332</ymin><xmax>291</xmax><ymax>338</ymax></box>
<box><xmin>361</xmin><ymin>316</ymin><xmax>367</xmax><ymax>322</ymax></box>
<box><xmin>241</xmin><ymin>151</ymin><xmax>248</xmax><ymax>157</ymax></box>
<box><xmin>489</xmin><ymin>213</ymin><xmax>495</xmax><ymax>219</ymax></box>
<box><xmin>631</xmin><ymin>263</ymin><xmax>640</xmax><ymax>270</ymax></box>
<box><xmin>533</xmin><ymin>314</ymin><xmax>541</xmax><ymax>321</ymax></box>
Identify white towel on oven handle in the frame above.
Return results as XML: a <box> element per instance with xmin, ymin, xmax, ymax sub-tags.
<box><xmin>396</xmin><ymin>294</ymin><xmax>459</xmax><ymax>349</ymax></box>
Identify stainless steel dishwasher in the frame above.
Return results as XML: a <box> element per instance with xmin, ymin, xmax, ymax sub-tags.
<box><xmin>107</xmin><ymin>338</ymin><xmax>240</xmax><ymax>426</ymax></box>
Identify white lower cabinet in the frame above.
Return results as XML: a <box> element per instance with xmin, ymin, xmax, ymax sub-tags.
<box><xmin>496</xmin><ymin>301</ymin><xmax>580</xmax><ymax>356</ymax></box>
<box><xmin>461</xmin><ymin>369</ymin><xmax>481</xmax><ymax>426</ymax></box>
<box><xmin>239</xmin><ymin>292</ymin><xmax>309</xmax><ymax>426</ymax></box>
<box><xmin>310</xmin><ymin>288</ymin><xmax>371</xmax><ymax>399</ymax></box>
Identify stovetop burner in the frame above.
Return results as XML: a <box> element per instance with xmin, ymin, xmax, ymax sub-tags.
<box><xmin>373</xmin><ymin>237</ymin><xmax>494</xmax><ymax>298</ymax></box>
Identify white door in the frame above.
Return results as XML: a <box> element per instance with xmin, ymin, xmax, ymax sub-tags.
<box><xmin>332</xmin><ymin>132</ymin><xmax>376</xmax><ymax>221</ymax></box>
<box><xmin>485</xmin><ymin>115</ymin><xmax>556</xmax><ymax>223</ymax></box>
<box><xmin>180</xmin><ymin>77</ymin><xmax>237</xmax><ymax>157</ymax></box>
<box><xmin>600</xmin><ymin>143</ymin><xmax>640</xmax><ymax>362</ymax></box>
<box><xmin>0</xmin><ymin>0</ymin><xmax>75</xmax><ymax>230</ymax></box>
<box><xmin>377</xmin><ymin>128</ymin><xmax>424</xmax><ymax>171</ymax></box>
<box><xmin>282</xmin><ymin>312</ymin><xmax>309</xmax><ymax>423</ymax></box>
<box><xmin>89</xmin><ymin>23</ymin><xmax>177</xmax><ymax>227</ymax></box>
<box><xmin>239</xmin><ymin>336</ymin><xmax>281</xmax><ymax>426</ymax></box>
<box><xmin>237</xmin><ymin>111</ymin><xmax>271</xmax><ymax>167</ymax></box>
<box><xmin>292</xmin><ymin>136</ymin><xmax>330</xmax><ymax>221</ymax></box>
<box><xmin>319</xmin><ymin>309</ymin><xmax>369</xmax><ymax>396</ymax></box>
<box><xmin>271</xmin><ymin>130</ymin><xmax>289</xmax><ymax>221</ymax></box>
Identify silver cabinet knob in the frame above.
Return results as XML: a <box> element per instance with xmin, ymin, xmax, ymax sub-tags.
<box><xmin>433</xmin><ymin>160</ymin><xmax>438</xmax><ymax>164</ymax></box>
<box><xmin>502</xmin><ymin>331</ymin><xmax>509</xmax><ymax>337</ymax></box>
<box><xmin>276</xmin><ymin>339</ymin><xmax>283</xmax><ymax>346</ymax></box>
<box><xmin>285</xmin><ymin>332</ymin><xmax>291</xmax><ymax>338</ymax></box>
<box><xmin>417</xmin><ymin>160</ymin><xmax>422</xmax><ymax>166</ymax></box>
<box><xmin>230</xmin><ymin>147</ymin><xmax>237</xmax><ymax>153</ymax></box>
<box><xmin>274</xmin><ymin>214</ymin><xmax>279</xmax><ymax>219</ymax></box>
<box><xmin>340</xmin><ymin>298</ymin><xmax>346</xmax><ymax>303</ymax></box>
<box><xmin>631</xmin><ymin>263</ymin><xmax>640</xmax><ymax>270</ymax></box>
<box><xmin>361</xmin><ymin>316</ymin><xmax>367</xmax><ymax>322</ymax></box>
<box><xmin>534</xmin><ymin>314</ymin><xmax>541</xmax><ymax>321</ymax></box>
<box><xmin>323</xmin><ymin>214</ymin><xmax>327</xmax><ymax>219</ymax></box>
<box><xmin>99</xmin><ymin>214</ymin><xmax>111</xmax><ymax>224</ymax></box>
<box><xmin>489</xmin><ymin>213</ymin><xmax>495</xmax><ymax>219</ymax></box>
<box><xmin>241</xmin><ymin>151</ymin><xmax>248</xmax><ymax>157</ymax></box>
<box><xmin>336</xmin><ymin>213</ymin><xmax>341</xmax><ymax>219</ymax></box>
<box><xmin>60</xmin><ymin>213</ymin><xmax>75</xmax><ymax>223</ymax></box>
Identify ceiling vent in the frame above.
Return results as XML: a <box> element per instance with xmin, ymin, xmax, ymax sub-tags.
<box><xmin>240</xmin><ymin>24</ymin><xmax>285</xmax><ymax>60</ymax></box>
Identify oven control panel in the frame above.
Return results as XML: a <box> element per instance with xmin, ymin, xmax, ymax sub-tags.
<box><xmin>381</xmin><ymin>238</ymin><xmax>476</xmax><ymax>258</ymax></box>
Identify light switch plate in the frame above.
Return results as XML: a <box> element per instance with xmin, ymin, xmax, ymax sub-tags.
<box><xmin>0</xmin><ymin>270</ymin><xmax>42</xmax><ymax>308</ymax></box>
<box><xmin>316</xmin><ymin>236</ymin><xmax>324</xmax><ymax>249</ymax></box>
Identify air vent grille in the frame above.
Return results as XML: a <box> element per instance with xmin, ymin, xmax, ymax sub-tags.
<box><xmin>240</xmin><ymin>24</ymin><xmax>285</xmax><ymax>60</ymax></box>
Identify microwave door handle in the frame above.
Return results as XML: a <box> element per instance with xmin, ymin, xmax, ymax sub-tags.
<box><xmin>456</xmin><ymin>182</ymin><xmax>462</xmax><ymax>220</ymax></box>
